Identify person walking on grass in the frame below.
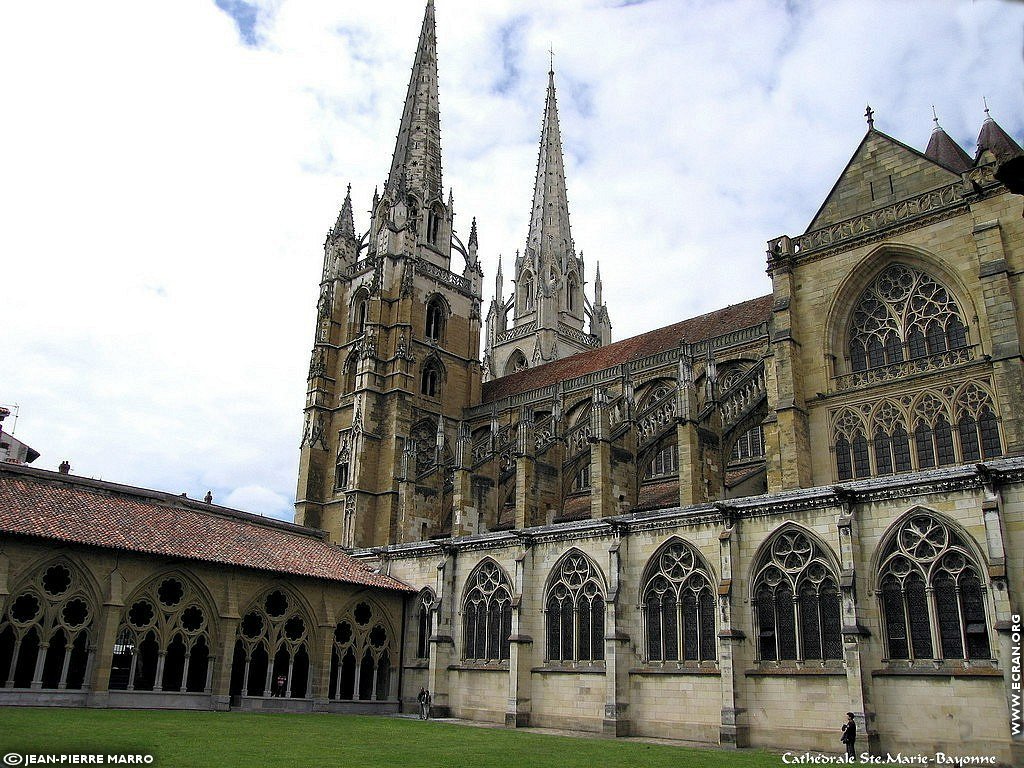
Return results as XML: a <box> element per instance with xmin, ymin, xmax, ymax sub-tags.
<box><xmin>841</xmin><ymin>712</ymin><xmax>857</xmax><ymax>759</ymax></box>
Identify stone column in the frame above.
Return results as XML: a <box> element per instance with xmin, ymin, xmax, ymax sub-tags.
<box><xmin>590</xmin><ymin>389</ymin><xmax>615</xmax><ymax>518</ymax></box>
<box><xmin>515</xmin><ymin>408</ymin><xmax>536</xmax><ymax>529</ymax></box>
<box><xmin>453</xmin><ymin>422</ymin><xmax>478</xmax><ymax>537</ymax></box>
<box><xmin>603</xmin><ymin>528</ymin><xmax>632</xmax><ymax>736</ymax></box>
<box><xmin>506</xmin><ymin>539</ymin><xmax>534</xmax><ymax>727</ymax></box>
<box><xmin>427</xmin><ymin>547</ymin><xmax>456</xmax><ymax>718</ymax></box>
<box><xmin>312</xmin><ymin>620</ymin><xmax>335</xmax><ymax>711</ymax></box>
<box><xmin>210</xmin><ymin>618</ymin><xmax>239</xmax><ymax>709</ymax></box>
<box><xmin>86</xmin><ymin>569</ymin><xmax>126</xmax><ymax>706</ymax></box>
<box><xmin>977</xmin><ymin>470</ymin><xmax>1022</xmax><ymax>764</ymax></box>
<box><xmin>834</xmin><ymin>488</ymin><xmax>878</xmax><ymax>755</ymax></box>
<box><xmin>765</xmin><ymin>240</ymin><xmax>811</xmax><ymax>491</ymax></box>
<box><xmin>716</xmin><ymin>513</ymin><xmax>748</xmax><ymax>747</ymax></box>
<box><xmin>973</xmin><ymin>220</ymin><xmax>1024</xmax><ymax>454</ymax></box>
<box><xmin>676</xmin><ymin>353</ymin><xmax>702</xmax><ymax>507</ymax></box>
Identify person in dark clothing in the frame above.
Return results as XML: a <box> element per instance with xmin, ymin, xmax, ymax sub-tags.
<box><xmin>417</xmin><ymin>687</ymin><xmax>428</xmax><ymax>720</ymax></box>
<box><xmin>841</xmin><ymin>712</ymin><xmax>857</xmax><ymax>759</ymax></box>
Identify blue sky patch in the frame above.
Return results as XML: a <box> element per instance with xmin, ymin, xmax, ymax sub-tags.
<box><xmin>215</xmin><ymin>0</ymin><xmax>260</xmax><ymax>47</ymax></box>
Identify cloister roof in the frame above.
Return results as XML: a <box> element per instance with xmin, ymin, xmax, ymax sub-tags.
<box><xmin>0</xmin><ymin>464</ymin><xmax>411</xmax><ymax>591</ymax></box>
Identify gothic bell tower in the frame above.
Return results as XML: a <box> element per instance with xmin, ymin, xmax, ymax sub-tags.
<box><xmin>483</xmin><ymin>67</ymin><xmax>612</xmax><ymax>380</ymax></box>
<box><xmin>295</xmin><ymin>0</ymin><xmax>484</xmax><ymax>547</ymax></box>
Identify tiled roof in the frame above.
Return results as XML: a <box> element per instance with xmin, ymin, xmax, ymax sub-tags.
<box><xmin>977</xmin><ymin>116</ymin><xmax>1024</xmax><ymax>163</ymax></box>
<box><xmin>0</xmin><ymin>465</ymin><xmax>411</xmax><ymax>592</ymax></box>
<box><xmin>483</xmin><ymin>295</ymin><xmax>773</xmax><ymax>403</ymax></box>
<box><xmin>925</xmin><ymin>126</ymin><xmax>973</xmax><ymax>173</ymax></box>
<box><xmin>635</xmin><ymin>479</ymin><xmax>679</xmax><ymax>512</ymax></box>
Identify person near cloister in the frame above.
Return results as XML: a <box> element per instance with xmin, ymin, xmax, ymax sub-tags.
<box><xmin>417</xmin><ymin>687</ymin><xmax>428</xmax><ymax>719</ymax></box>
<box><xmin>841</xmin><ymin>712</ymin><xmax>857</xmax><ymax>759</ymax></box>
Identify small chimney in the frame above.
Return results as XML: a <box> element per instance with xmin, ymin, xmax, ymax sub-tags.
<box><xmin>58</xmin><ymin>460</ymin><xmax>71</xmax><ymax>475</ymax></box>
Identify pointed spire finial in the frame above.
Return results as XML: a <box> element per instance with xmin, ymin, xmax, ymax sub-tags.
<box><xmin>525</xmin><ymin>67</ymin><xmax>573</xmax><ymax>270</ymax></box>
<box><xmin>548</xmin><ymin>43</ymin><xmax>554</xmax><ymax>74</ymax></box>
<box><xmin>932</xmin><ymin>105</ymin><xmax>939</xmax><ymax>128</ymax></box>
<box><xmin>469</xmin><ymin>216</ymin><xmax>478</xmax><ymax>248</ymax></box>
<box><xmin>865</xmin><ymin>104</ymin><xmax>875</xmax><ymax>129</ymax></box>
<box><xmin>334</xmin><ymin>182</ymin><xmax>356</xmax><ymax>240</ymax></box>
<box><xmin>386</xmin><ymin>0</ymin><xmax>443</xmax><ymax>201</ymax></box>
<box><xmin>983</xmin><ymin>96</ymin><xmax>991</xmax><ymax>120</ymax></box>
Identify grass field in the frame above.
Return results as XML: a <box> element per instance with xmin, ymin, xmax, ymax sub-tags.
<box><xmin>0</xmin><ymin>708</ymin><xmax>782</xmax><ymax>768</ymax></box>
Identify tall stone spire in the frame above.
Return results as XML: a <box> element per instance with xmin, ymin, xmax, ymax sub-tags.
<box><xmin>386</xmin><ymin>0</ymin><xmax>443</xmax><ymax>202</ymax></box>
<box><xmin>333</xmin><ymin>184</ymin><xmax>355</xmax><ymax>240</ymax></box>
<box><xmin>526</xmin><ymin>67</ymin><xmax>573</xmax><ymax>270</ymax></box>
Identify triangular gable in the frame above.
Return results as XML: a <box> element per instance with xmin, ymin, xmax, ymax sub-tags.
<box><xmin>806</xmin><ymin>129</ymin><xmax>962</xmax><ymax>233</ymax></box>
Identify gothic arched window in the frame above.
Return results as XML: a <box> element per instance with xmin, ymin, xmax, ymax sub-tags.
<box><xmin>833</xmin><ymin>409</ymin><xmax>870</xmax><ymax>481</ymax></box>
<box><xmin>869</xmin><ymin>400</ymin><xmax>912</xmax><ymax>476</ymax></box>
<box><xmin>110</xmin><ymin>575</ymin><xmax>213</xmax><ymax>693</ymax></box>
<box><xmin>752</xmin><ymin>529</ymin><xmax>842</xmax><ymax>662</ymax></box>
<box><xmin>328</xmin><ymin>601</ymin><xmax>395</xmax><ymax>701</ymax></box>
<box><xmin>847</xmin><ymin>263</ymin><xmax>968</xmax><ymax>372</ymax></box>
<box><xmin>954</xmin><ymin>383</ymin><xmax>1003</xmax><ymax>462</ymax></box>
<box><xmin>520</xmin><ymin>273</ymin><xmax>535</xmax><ymax>313</ymax></box>
<box><xmin>641</xmin><ymin>540</ymin><xmax>716</xmax><ymax>663</ymax></box>
<box><xmin>878</xmin><ymin>514</ymin><xmax>991</xmax><ymax>661</ymax></box>
<box><xmin>352</xmin><ymin>290</ymin><xmax>370</xmax><ymax>338</ymax></box>
<box><xmin>229</xmin><ymin>589</ymin><xmax>311</xmax><ymax>698</ymax></box>
<box><xmin>334</xmin><ymin>435</ymin><xmax>350</xmax><ymax>491</ymax></box>
<box><xmin>0</xmin><ymin>561</ymin><xmax>95</xmax><ymax>691</ymax></box>
<box><xmin>566</xmin><ymin>274</ymin><xmax>579</xmax><ymax>313</ymax></box>
<box><xmin>911</xmin><ymin>394</ymin><xmax>955</xmax><ymax>469</ymax></box>
<box><xmin>571</xmin><ymin>464</ymin><xmax>591</xmax><ymax>492</ymax></box>
<box><xmin>420</xmin><ymin>361</ymin><xmax>441</xmax><ymax>398</ymax></box>
<box><xmin>427</xmin><ymin>205</ymin><xmax>443</xmax><ymax>245</ymax></box>
<box><xmin>504</xmin><ymin>350</ymin><xmax>528</xmax><ymax>376</ymax></box>
<box><xmin>414</xmin><ymin>589</ymin><xmax>434</xmax><ymax>660</ymax></box>
<box><xmin>462</xmin><ymin>561</ymin><xmax>513</xmax><ymax>662</ymax></box>
<box><xmin>645</xmin><ymin>443</ymin><xmax>678</xmax><ymax>479</ymax></box>
<box><xmin>425</xmin><ymin>297</ymin><xmax>445</xmax><ymax>342</ymax></box>
<box><xmin>730</xmin><ymin>426</ymin><xmax>764</xmax><ymax>462</ymax></box>
<box><xmin>545</xmin><ymin>552</ymin><xmax>605</xmax><ymax>663</ymax></box>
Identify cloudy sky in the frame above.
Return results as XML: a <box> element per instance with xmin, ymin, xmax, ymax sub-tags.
<box><xmin>2</xmin><ymin>0</ymin><xmax>1021</xmax><ymax>521</ymax></box>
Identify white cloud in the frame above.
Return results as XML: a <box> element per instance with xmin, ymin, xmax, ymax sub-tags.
<box><xmin>2</xmin><ymin>0</ymin><xmax>1021</xmax><ymax>519</ymax></box>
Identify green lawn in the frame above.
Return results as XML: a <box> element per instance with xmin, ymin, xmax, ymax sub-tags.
<box><xmin>0</xmin><ymin>708</ymin><xmax>781</xmax><ymax>768</ymax></box>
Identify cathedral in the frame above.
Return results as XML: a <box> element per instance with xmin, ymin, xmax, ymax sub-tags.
<box><xmin>2</xmin><ymin>0</ymin><xmax>1023</xmax><ymax>763</ymax></box>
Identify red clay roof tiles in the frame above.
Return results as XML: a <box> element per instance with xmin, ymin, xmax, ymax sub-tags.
<box><xmin>483</xmin><ymin>295</ymin><xmax>772</xmax><ymax>403</ymax></box>
<box><xmin>0</xmin><ymin>465</ymin><xmax>411</xmax><ymax>591</ymax></box>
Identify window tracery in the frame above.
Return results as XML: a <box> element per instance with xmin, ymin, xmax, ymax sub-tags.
<box><xmin>229</xmin><ymin>589</ymin><xmax>311</xmax><ymax>698</ymax></box>
<box><xmin>834</xmin><ymin>383</ymin><xmax>1002</xmax><ymax>480</ymax></box>
<box><xmin>570</xmin><ymin>463</ymin><xmax>591</xmax><ymax>492</ymax></box>
<box><xmin>833</xmin><ymin>408</ymin><xmax>870</xmax><ymax>481</ymax></box>
<box><xmin>414</xmin><ymin>589</ymin><xmax>435</xmax><ymax>660</ymax></box>
<box><xmin>420</xmin><ymin>360</ymin><xmax>441</xmax><ymax>397</ymax></box>
<box><xmin>878</xmin><ymin>514</ymin><xmax>991</xmax><ymax>662</ymax></box>
<box><xmin>328</xmin><ymin>601</ymin><xmax>395</xmax><ymax>701</ymax></box>
<box><xmin>462</xmin><ymin>561</ymin><xmax>512</xmax><ymax>663</ymax></box>
<box><xmin>641</xmin><ymin>540</ymin><xmax>716</xmax><ymax>663</ymax></box>
<box><xmin>1</xmin><ymin>561</ymin><xmax>95</xmax><ymax>690</ymax></box>
<box><xmin>644</xmin><ymin>443</ymin><xmax>678</xmax><ymax>480</ymax></box>
<box><xmin>955</xmin><ymin>383</ymin><xmax>1002</xmax><ymax>461</ymax></box>
<box><xmin>109</xmin><ymin>575</ymin><xmax>212</xmax><ymax>693</ymax></box>
<box><xmin>425</xmin><ymin>297</ymin><xmax>445</xmax><ymax>342</ymax></box>
<box><xmin>545</xmin><ymin>552</ymin><xmax>605</xmax><ymax>663</ymax></box>
<box><xmin>730</xmin><ymin>426</ymin><xmax>764</xmax><ymax>462</ymax></box>
<box><xmin>847</xmin><ymin>263</ymin><xmax>968</xmax><ymax>373</ymax></box>
<box><xmin>752</xmin><ymin>529</ymin><xmax>842</xmax><ymax>662</ymax></box>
